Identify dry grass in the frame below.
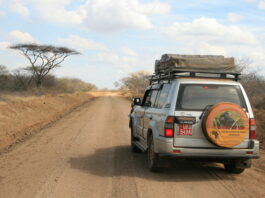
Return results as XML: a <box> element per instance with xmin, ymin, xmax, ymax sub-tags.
<box><xmin>0</xmin><ymin>92</ymin><xmax>93</xmax><ymax>152</ymax></box>
<box><xmin>0</xmin><ymin>88</ymin><xmax>89</xmax><ymax>105</ymax></box>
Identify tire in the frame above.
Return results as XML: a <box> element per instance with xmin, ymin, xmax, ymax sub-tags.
<box><xmin>202</xmin><ymin>102</ymin><xmax>249</xmax><ymax>148</ymax></box>
<box><xmin>224</xmin><ymin>162</ymin><xmax>245</xmax><ymax>174</ymax></box>
<box><xmin>147</xmin><ymin>135</ymin><xmax>161</xmax><ymax>172</ymax></box>
<box><xmin>131</xmin><ymin>127</ymin><xmax>141</xmax><ymax>153</ymax></box>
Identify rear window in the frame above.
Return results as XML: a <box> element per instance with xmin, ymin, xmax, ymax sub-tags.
<box><xmin>176</xmin><ymin>84</ymin><xmax>247</xmax><ymax>111</ymax></box>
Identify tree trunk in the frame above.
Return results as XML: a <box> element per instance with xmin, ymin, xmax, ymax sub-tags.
<box><xmin>35</xmin><ymin>76</ymin><xmax>43</xmax><ymax>88</ymax></box>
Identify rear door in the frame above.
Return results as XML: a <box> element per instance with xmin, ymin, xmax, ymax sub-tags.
<box><xmin>135</xmin><ymin>89</ymin><xmax>152</xmax><ymax>137</ymax></box>
<box><xmin>174</xmin><ymin>83</ymin><xmax>249</xmax><ymax>149</ymax></box>
<box><xmin>142</xmin><ymin>89</ymin><xmax>160</xmax><ymax>139</ymax></box>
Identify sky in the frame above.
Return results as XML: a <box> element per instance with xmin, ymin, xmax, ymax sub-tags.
<box><xmin>0</xmin><ymin>0</ymin><xmax>265</xmax><ymax>88</ymax></box>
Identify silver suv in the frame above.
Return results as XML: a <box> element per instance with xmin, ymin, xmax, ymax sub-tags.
<box><xmin>129</xmin><ymin>71</ymin><xmax>259</xmax><ymax>173</ymax></box>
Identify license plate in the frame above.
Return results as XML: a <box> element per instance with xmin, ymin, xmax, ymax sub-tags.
<box><xmin>178</xmin><ymin>124</ymin><xmax>193</xmax><ymax>136</ymax></box>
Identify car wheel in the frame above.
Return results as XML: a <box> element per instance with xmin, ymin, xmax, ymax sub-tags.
<box><xmin>224</xmin><ymin>162</ymin><xmax>245</xmax><ymax>174</ymax></box>
<box><xmin>131</xmin><ymin>127</ymin><xmax>141</xmax><ymax>153</ymax></box>
<box><xmin>147</xmin><ymin>135</ymin><xmax>161</xmax><ymax>172</ymax></box>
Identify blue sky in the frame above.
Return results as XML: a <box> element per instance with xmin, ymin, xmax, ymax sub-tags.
<box><xmin>0</xmin><ymin>0</ymin><xmax>265</xmax><ymax>88</ymax></box>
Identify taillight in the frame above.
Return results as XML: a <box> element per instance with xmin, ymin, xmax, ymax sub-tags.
<box><xmin>165</xmin><ymin>129</ymin><xmax>174</xmax><ymax>137</ymax></box>
<box><xmin>249</xmin><ymin>119</ymin><xmax>256</xmax><ymax>139</ymax></box>
<box><xmin>173</xmin><ymin>150</ymin><xmax>181</xmax><ymax>154</ymax></box>
<box><xmin>164</xmin><ymin>116</ymin><xmax>174</xmax><ymax>138</ymax></box>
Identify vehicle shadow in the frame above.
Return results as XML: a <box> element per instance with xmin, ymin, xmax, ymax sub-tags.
<box><xmin>68</xmin><ymin>145</ymin><xmax>237</xmax><ymax>182</ymax></box>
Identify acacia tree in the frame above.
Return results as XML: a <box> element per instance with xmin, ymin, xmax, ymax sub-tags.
<box><xmin>10</xmin><ymin>44</ymin><xmax>80</xmax><ymax>88</ymax></box>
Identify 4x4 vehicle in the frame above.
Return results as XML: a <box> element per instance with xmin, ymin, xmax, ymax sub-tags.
<box><xmin>129</xmin><ymin>54</ymin><xmax>259</xmax><ymax>173</ymax></box>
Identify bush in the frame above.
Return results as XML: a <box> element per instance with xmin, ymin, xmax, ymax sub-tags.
<box><xmin>115</xmin><ymin>70</ymin><xmax>151</xmax><ymax>97</ymax></box>
<box><xmin>240</xmin><ymin>73</ymin><xmax>265</xmax><ymax>109</ymax></box>
<box><xmin>54</xmin><ymin>78</ymin><xmax>97</xmax><ymax>93</ymax></box>
<box><xmin>0</xmin><ymin>65</ymin><xmax>10</xmax><ymax>89</ymax></box>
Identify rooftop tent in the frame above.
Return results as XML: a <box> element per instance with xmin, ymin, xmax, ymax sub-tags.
<box><xmin>155</xmin><ymin>54</ymin><xmax>235</xmax><ymax>74</ymax></box>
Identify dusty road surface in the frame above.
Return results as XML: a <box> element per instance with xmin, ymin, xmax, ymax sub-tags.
<box><xmin>0</xmin><ymin>96</ymin><xmax>265</xmax><ymax>198</ymax></box>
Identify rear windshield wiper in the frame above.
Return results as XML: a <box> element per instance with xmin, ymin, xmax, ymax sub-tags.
<box><xmin>199</xmin><ymin>104</ymin><xmax>214</xmax><ymax>120</ymax></box>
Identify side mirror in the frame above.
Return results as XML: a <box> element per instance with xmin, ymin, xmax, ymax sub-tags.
<box><xmin>132</xmin><ymin>98</ymin><xmax>142</xmax><ymax>107</ymax></box>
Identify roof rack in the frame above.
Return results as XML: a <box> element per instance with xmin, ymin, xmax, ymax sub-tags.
<box><xmin>149</xmin><ymin>70</ymin><xmax>240</xmax><ymax>85</ymax></box>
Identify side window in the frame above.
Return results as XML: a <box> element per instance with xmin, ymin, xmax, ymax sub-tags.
<box><xmin>142</xmin><ymin>90</ymin><xmax>152</xmax><ymax>106</ymax></box>
<box><xmin>150</xmin><ymin>90</ymin><xmax>159</xmax><ymax>107</ymax></box>
<box><xmin>157</xmin><ymin>84</ymin><xmax>171</xmax><ymax>108</ymax></box>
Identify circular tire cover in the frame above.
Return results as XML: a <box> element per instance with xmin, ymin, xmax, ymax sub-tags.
<box><xmin>202</xmin><ymin>102</ymin><xmax>249</xmax><ymax>148</ymax></box>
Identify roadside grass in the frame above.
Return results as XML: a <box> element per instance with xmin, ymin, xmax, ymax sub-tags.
<box><xmin>0</xmin><ymin>88</ymin><xmax>90</xmax><ymax>104</ymax></box>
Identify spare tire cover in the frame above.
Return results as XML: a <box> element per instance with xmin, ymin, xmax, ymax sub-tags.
<box><xmin>202</xmin><ymin>102</ymin><xmax>249</xmax><ymax>148</ymax></box>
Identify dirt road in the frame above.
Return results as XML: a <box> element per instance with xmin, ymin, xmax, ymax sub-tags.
<box><xmin>0</xmin><ymin>96</ymin><xmax>265</xmax><ymax>198</ymax></box>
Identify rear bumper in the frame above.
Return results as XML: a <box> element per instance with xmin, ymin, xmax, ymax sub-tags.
<box><xmin>155</xmin><ymin>136</ymin><xmax>260</xmax><ymax>159</ymax></box>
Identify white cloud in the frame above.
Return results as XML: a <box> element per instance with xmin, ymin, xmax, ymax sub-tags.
<box><xmin>0</xmin><ymin>0</ymin><xmax>29</xmax><ymax>17</ymax></box>
<box><xmin>161</xmin><ymin>17</ymin><xmax>265</xmax><ymax>74</ymax></box>
<box><xmin>258</xmin><ymin>0</ymin><xmax>265</xmax><ymax>9</ymax></box>
<box><xmin>121</xmin><ymin>48</ymin><xmax>138</xmax><ymax>56</ymax></box>
<box><xmin>227</xmin><ymin>13</ymin><xmax>244</xmax><ymax>23</ymax></box>
<box><xmin>1</xmin><ymin>0</ymin><xmax>171</xmax><ymax>31</ymax></box>
<box><xmin>33</xmin><ymin>0</ymin><xmax>85</xmax><ymax>24</ymax></box>
<box><xmin>135</xmin><ymin>1</ymin><xmax>170</xmax><ymax>15</ymax></box>
<box><xmin>96</xmin><ymin>52</ymin><xmax>120</xmax><ymax>65</ymax></box>
<box><xmin>245</xmin><ymin>0</ymin><xmax>265</xmax><ymax>10</ymax></box>
<box><xmin>9</xmin><ymin>30</ymin><xmax>36</xmax><ymax>43</ymax></box>
<box><xmin>80</xmin><ymin>0</ymin><xmax>170</xmax><ymax>31</ymax></box>
<box><xmin>15</xmin><ymin>0</ymin><xmax>170</xmax><ymax>32</ymax></box>
<box><xmin>81</xmin><ymin>0</ymin><xmax>151</xmax><ymax>31</ymax></box>
<box><xmin>162</xmin><ymin>17</ymin><xmax>258</xmax><ymax>46</ymax></box>
<box><xmin>57</xmin><ymin>35</ymin><xmax>108</xmax><ymax>51</ymax></box>
<box><xmin>8</xmin><ymin>0</ymin><xmax>29</xmax><ymax>17</ymax></box>
<box><xmin>245</xmin><ymin>0</ymin><xmax>257</xmax><ymax>2</ymax></box>
<box><xmin>191</xmin><ymin>43</ymin><xmax>226</xmax><ymax>55</ymax></box>
<box><xmin>94</xmin><ymin>50</ymin><xmax>154</xmax><ymax>74</ymax></box>
<box><xmin>0</xmin><ymin>42</ymin><xmax>10</xmax><ymax>50</ymax></box>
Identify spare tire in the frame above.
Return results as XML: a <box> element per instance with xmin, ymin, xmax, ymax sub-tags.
<box><xmin>202</xmin><ymin>102</ymin><xmax>249</xmax><ymax>148</ymax></box>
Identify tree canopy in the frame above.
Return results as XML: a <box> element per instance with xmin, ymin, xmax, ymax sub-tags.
<box><xmin>10</xmin><ymin>44</ymin><xmax>80</xmax><ymax>87</ymax></box>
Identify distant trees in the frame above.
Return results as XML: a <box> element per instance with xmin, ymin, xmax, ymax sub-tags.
<box><xmin>115</xmin><ymin>70</ymin><xmax>151</xmax><ymax>96</ymax></box>
<box><xmin>10</xmin><ymin>44</ymin><xmax>80</xmax><ymax>88</ymax></box>
<box><xmin>236</xmin><ymin>58</ymin><xmax>265</xmax><ymax>109</ymax></box>
<box><xmin>240</xmin><ymin>73</ymin><xmax>265</xmax><ymax>109</ymax></box>
<box><xmin>0</xmin><ymin>65</ymin><xmax>97</xmax><ymax>93</ymax></box>
<box><xmin>55</xmin><ymin>78</ymin><xmax>97</xmax><ymax>93</ymax></box>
